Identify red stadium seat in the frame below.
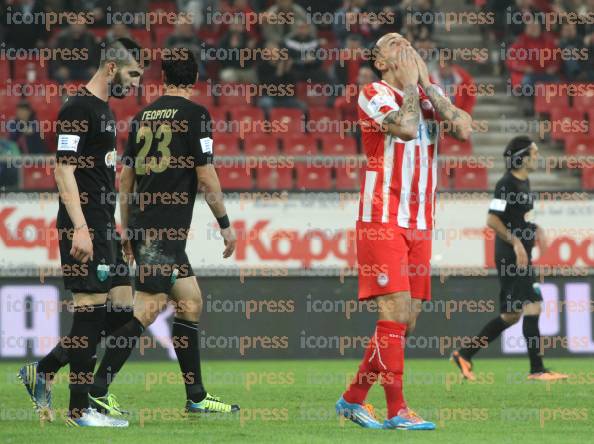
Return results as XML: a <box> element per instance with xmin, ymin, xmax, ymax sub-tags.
<box><xmin>0</xmin><ymin>93</ymin><xmax>23</xmax><ymax>115</ymax></box>
<box><xmin>319</xmin><ymin>135</ymin><xmax>357</xmax><ymax>155</ymax></box>
<box><xmin>438</xmin><ymin>162</ymin><xmax>453</xmax><ymax>190</ymax></box>
<box><xmin>453</xmin><ymin>164</ymin><xmax>488</xmax><ymax>190</ymax></box>
<box><xmin>209</xmin><ymin>108</ymin><xmax>228</xmax><ymax>126</ymax></box>
<box><xmin>22</xmin><ymin>164</ymin><xmax>56</xmax><ymax>190</ymax></box>
<box><xmin>153</xmin><ymin>25</ymin><xmax>174</xmax><ymax>48</ymax></box>
<box><xmin>217</xmin><ymin>165</ymin><xmax>252</xmax><ymax>189</ymax></box>
<box><xmin>243</xmin><ymin>135</ymin><xmax>278</xmax><ymax>156</ymax></box>
<box><xmin>335</xmin><ymin>165</ymin><xmax>361</xmax><ymax>190</ymax></box>
<box><xmin>269</xmin><ymin>108</ymin><xmax>304</xmax><ymax>133</ymax></box>
<box><xmin>189</xmin><ymin>92</ymin><xmax>214</xmax><ymax>109</ymax></box>
<box><xmin>582</xmin><ymin>166</ymin><xmax>594</xmax><ymax>190</ymax></box>
<box><xmin>213</xmin><ymin>134</ymin><xmax>240</xmax><ymax>156</ymax></box>
<box><xmin>549</xmin><ymin>108</ymin><xmax>588</xmax><ymax>141</ymax></box>
<box><xmin>130</xmin><ymin>29</ymin><xmax>153</xmax><ymax>49</ymax></box>
<box><xmin>308</xmin><ymin>107</ymin><xmax>341</xmax><ymax>133</ymax></box>
<box><xmin>439</xmin><ymin>135</ymin><xmax>472</xmax><ymax>156</ymax></box>
<box><xmin>256</xmin><ymin>165</ymin><xmax>293</xmax><ymax>190</ymax></box>
<box><xmin>533</xmin><ymin>83</ymin><xmax>569</xmax><ymax>115</ymax></box>
<box><xmin>229</xmin><ymin>107</ymin><xmax>266</xmax><ymax>136</ymax></box>
<box><xmin>564</xmin><ymin>135</ymin><xmax>594</xmax><ymax>156</ymax></box>
<box><xmin>283</xmin><ymin>135</ymin><xmax>318</xmax><ymax>156</ymax></box>
<box><xmin>573</xmin><ymin>88</ymin><xmax>594</xmax><ymax>111</ymax></box>
<box><xmin>296</xmin><ymin>164</ymin><xmax>332</xmax><ymax>190</ymax></box>
<box><xmin>218</xmin><ymin>83</ymin><xmax>255</xmax><ymax>107</ymax></box>
<box><xmin>12</xmin><ymin>60</ymin><xmax>49</xmax><ymax>82</ymax></box>
<box><xmin>296</xmin><ymin>82</ymin><xmax>328</xmax><ymax>107</ymax></box>
<box><xmin>0</xmin><ymin>60</ymin><xmax>9</xmax><ymax>82</ymax></box>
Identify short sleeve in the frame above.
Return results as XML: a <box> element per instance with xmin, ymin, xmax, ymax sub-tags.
<box><xmin>357</xmin><ymin>82</ymin><xmax>400</xmax><ymax>128</ymax></box>
<box><xmin>488</xmin><ymin>180</ymin><xmax>508</xmax><ymax>216</ymax></box>
<box><xmin>55</xmin><ymin>103</ymin><xmax>91</xmax><ymax>163</ymax></box>
<box><xmin>189</xmin><ymin>107</ymin><xmax>214</xmax><ymax>166</ymax></box>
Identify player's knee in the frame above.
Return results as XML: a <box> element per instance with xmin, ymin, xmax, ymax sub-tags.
<box><xmin>500</xmin><ymin>312</ymin><xmax>521</xmax><ymax>325</ymax></box>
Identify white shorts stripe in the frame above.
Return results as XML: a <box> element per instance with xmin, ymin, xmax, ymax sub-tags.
<box><xmin>362</xmin><ymin>170</ymin><xmax>377</xmax><ymax>222</ymax></box>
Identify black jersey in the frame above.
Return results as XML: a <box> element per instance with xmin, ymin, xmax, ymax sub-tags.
<box><xmin>488</xmin><ymin>171</ymin><xmax>537</xmax><ymax>257</ymax></box>
<box><xmin>122</xmin><ymin>95</ymin><xmax>213</xmax><ymax>231</ymax></box>
<box><xmin>55</xmin><ymin>88</ymin><xmax>117</xmax><ymax>228</ymax></box>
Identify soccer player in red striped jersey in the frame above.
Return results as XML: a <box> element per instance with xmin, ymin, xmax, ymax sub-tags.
<box><xmin>335</xmin><ymin>33</ymin><xmax>472</xmax><ymax>430</ymax></box>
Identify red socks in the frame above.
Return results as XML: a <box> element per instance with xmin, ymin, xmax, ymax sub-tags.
<box><xmin>343</xmin><ymin>320</ymin><xmax>407</xmax><ymax>418</ymax></box>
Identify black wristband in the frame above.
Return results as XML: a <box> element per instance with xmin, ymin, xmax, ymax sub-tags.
<box><xmin>217</xmin><ymin>215</ymin><xmax>230</xmax><ymax>229</ymax></box>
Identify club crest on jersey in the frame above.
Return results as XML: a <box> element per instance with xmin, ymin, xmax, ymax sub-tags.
<box><xmin>377</xmin><ymin>273</ymin><xmax>389</xmax><ymax>287</ymax></box>
<box><xmin>105</xmin><ymin>149</ymin><xmax>116</xmax><ymax>170</ymax></box>
<box><xmin>97</xmin><ymin>264</ymin><xmax>110</xmax><ymax>282</ymax></box>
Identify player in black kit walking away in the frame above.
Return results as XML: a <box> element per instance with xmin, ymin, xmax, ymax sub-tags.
<box><xmin>18</xmin><ymin>38</ymin><xmax>144</xmax><ymax>427</ymax></box>
<box><xmin>86</xmin><ymin>48</ymin><xmax>240</xmax><ymax>415</ymax></box>
<box><xmin>451</xmin><ymin>136</ymin><xmax>569</xmax><ymax>382</ymax></box>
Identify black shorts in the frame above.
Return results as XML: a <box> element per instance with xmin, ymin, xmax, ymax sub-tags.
<box><xmin>130</xmin><ymin>235</ymin><xmax>194</xmax><ymax>294</ymax></box>
<box><xmin>58</xmin><ymin>224</ymin><xmax>130</xmax><ymax>293</ymax></box>
<box><xmin>496</xmin><ymin>255</ymin><xmax>542</xmax><ymax>313</ymax></box>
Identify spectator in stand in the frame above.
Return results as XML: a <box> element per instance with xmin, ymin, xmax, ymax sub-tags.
<box><xmin>334</xmin><ymin>34</ymin><xmax>366</xmax><ymax>86</ymax></box>
<box><xmin>433</xmin><ymin>56</ymin><xmax>477</xmax><ymax>115</ymax></box>
<box><xmin>558</xmin><ymin>22</ymin><xmax>586</xmax><ymax>81</ymax></box>
<box><xmin>334</xmin><ymin>0</ymin><xmax>373</xmax><ymax>46</ymax></box>
<box><xmin>66</xmin><ymin>0</ymin><xmax>110</xmax><ymax>26</ymax></box>
<box><xmin>0</xmin><ymin>138</ymin><xmax>21</xmax><ymax>188</ymax></box>
<box><xmin>218</xmin><ymin>18</ymin><xmax>258</xmax><ymax>83</ymax></box>
<box><xmin>505</xmin><ymin>0</ymin><xmax>541</xmax><ymax>39</ymax></box>
<box><xmin>164</xmin><ymin>16</ymin><xmax>206</xmax><ymax>77</ymax></box>
<box><xmin>256</xmin><ymin>41</ymin><xmax>305</xmax><ymax>114</ymax></box>
<box><xmin>220</xmin><ymin>0</ymin><xmax>260</xmax><ymax>40</ymax></box>
<box><xmin>6</xmin><ymin>100</ymin><xmax>47</xmax><ymax>154</ymax></box>
<box><xmin>105</xmin><ymin>22</ymin><xmax>132</xmax><ymax>43</ymax></box>
<box><xmin>284</xmin><ymin>21</ymin><xmax>328</xmax><ymax>82</ymax></box>
<box><xmin>505</xmin><ymin>21</ymin><xmax>561</xmax><ymax>89</ymax></box>
<box><xmin>334</xmin><ymin>64</ymin><xmax>375</xmax><ymax>133</ymax></box>
<box><xmin>4</xmin><ymin>0</ymin><xmax>48</xmax><ymax>50</ymax></box>
<box><xmin>401</xmin><ymin>0</ymin><xmax>435</xmax><ymax>40</ymax></box>
<box><xmin>51</xmin><ymin>20</ymin><xmax>99</xmax><ymax>82</ymax></box>
<box><xmin>262</xmin><ymin>0</ymin><xmax>308</xmax><ymax>45</ymax></box>
<box><xmin>578</xmin><ymin>0</ymin><xmax>594</xmax><ymax>80</ymax></box>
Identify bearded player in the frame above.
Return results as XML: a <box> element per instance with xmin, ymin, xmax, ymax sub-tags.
<box><xmin>335</xmin><ymin>33</ymin><xmax>472</xmax><ymax>430</ymax></box>
<box><xmin>18</xmin><ymin>38</ymin><xmax>143</xmax><ymax>426</ymax></box>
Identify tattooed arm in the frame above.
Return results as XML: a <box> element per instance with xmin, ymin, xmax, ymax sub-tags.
<box><xmin>424</xmin><ymin>84</ymin><xmax>472</xmax><ymax>140</ymax></box>
<box><xmin>382</xmin><ymin>84</ymin><xmax>421</xmax><ymax>141</ymax></box>
<box><xmin>414</xmin><ymin>51</ymin><xmax>473</xmax><ymax>141</ymax></box>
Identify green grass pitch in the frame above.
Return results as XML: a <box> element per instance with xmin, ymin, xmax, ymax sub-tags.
<box><xmin>1</xmin><ymin>358</ymin><xmax>592</xmax><ymax>443</ymax></box>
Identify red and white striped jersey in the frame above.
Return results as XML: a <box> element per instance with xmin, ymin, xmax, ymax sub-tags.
<box><xmin>357</xmin><ymin>80</ymin><xmax>442</xmax><ymax>230</ymax></box>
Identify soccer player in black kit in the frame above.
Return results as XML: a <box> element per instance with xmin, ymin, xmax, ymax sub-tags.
<box><xmin>18</xmin><ymin>38</ymin><xmax>144</xmax><ymax>426</ymax></box>
<box><xmin>452</xmin><ymin>136</ymin><xmax>568</xmax><ymax>381</ymax></box>
<box><xmin>85</xmin><ymin>48</ymin><xmax>239</xmax><ymax>415</ymax></box>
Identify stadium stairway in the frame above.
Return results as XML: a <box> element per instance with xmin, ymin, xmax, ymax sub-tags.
<box><xmin>434</xmin><ymin>0</ymin><xmax>580</xmax><ymax>190</ymax></box>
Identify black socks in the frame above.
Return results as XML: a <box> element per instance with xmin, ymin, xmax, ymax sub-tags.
<box><xmin>523</xmin><ymin>315</ymin><xmax>545</xmax><ymax>373</ymax></box>
<box><xmin>68</xmin><ymin>304</ymin><xmax>106</xmax><ymax>418</ymax></box>
<box><xmin>172</xmin><ymin>318</ymin><xmax>206</xmax><ymax>403</ymax></box>
<box><xmin>89</xmin><ymin>316</ymin><xmax>145</xmax><ymax>398</ymax></box>
<box><xmin>37</xmin><ymin>303</ymin><xmax>133</xmax><ymax>382</ymax></box>
<box><xmin>460</xmin><ymin>316</ymin><xmax>510</xmax><ymax>360</ymax></box>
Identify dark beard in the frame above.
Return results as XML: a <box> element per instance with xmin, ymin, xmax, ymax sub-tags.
<box><xmin>109</xmin><ymin>71</ymin><xmax>128</xmax><ymax>99</ymax></box>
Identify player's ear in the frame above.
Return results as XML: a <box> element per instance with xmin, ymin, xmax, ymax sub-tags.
<box><xmin>105</xmin><ymin>61</ymin><xmax>117</xmax><ymax>79</ymax></box>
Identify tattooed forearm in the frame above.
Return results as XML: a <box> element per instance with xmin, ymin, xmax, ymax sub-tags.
<box><xmin>383</xmin><ymin>84</ymin><xmax>420</xmax><ymax>140</ymax></box>
<box><xmin>425</xmin><ymin>84</ymin><xmax>472</xmax><ymax>140</ymax></box>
